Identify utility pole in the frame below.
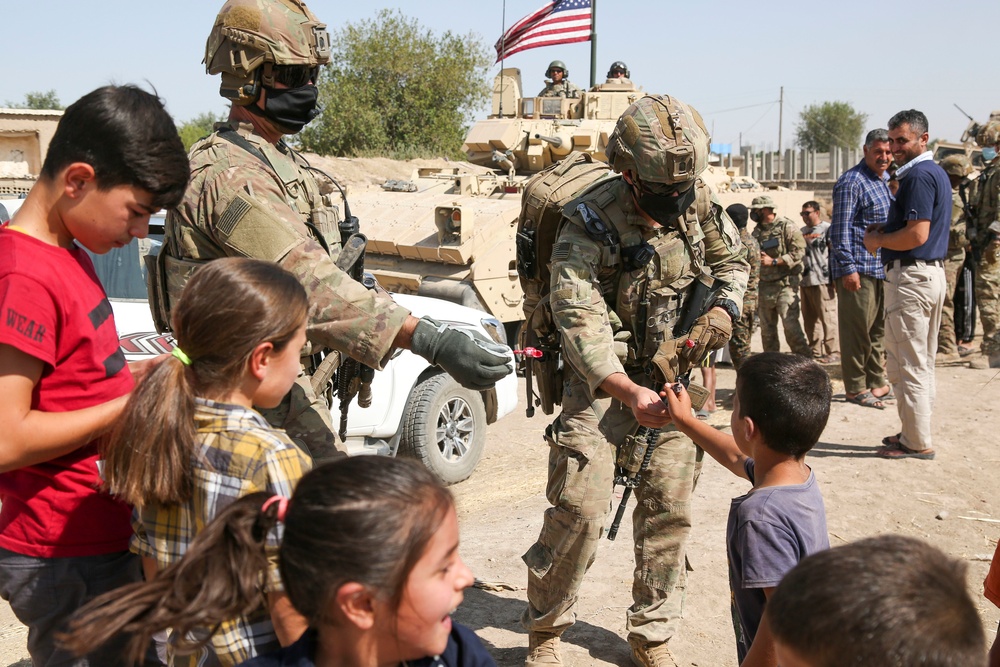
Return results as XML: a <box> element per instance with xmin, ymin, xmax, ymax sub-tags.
<box><xmin>777</xmin><ymin>86</ymin><xmax>784</xmax><ymax>181</ymax></box>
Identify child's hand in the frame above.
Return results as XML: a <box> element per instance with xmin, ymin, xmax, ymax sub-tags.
<box><xmin>661</xmin><ymin>382</ymin><xmax>693</xmax><ymax>426</ymax></box>
<box><xmin>128</xmin><ymin>353</ymin><xmax>170</xmax><ymax>384</ymax></box>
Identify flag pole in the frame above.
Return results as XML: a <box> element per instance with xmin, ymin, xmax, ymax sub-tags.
<box><xmin>499</xmin><ymin>0</ymin><xmax>507</xmax><ymax>117</ymax></box>
<box><xmin>589</xmin><ymin>0</ymin><xmax>597</xmax><ymax>88</ymax></box>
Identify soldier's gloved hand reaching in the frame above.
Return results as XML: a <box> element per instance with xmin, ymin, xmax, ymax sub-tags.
<box><xmin>682</xmin><ymin>308</ymin><xmax>733</xmax><ymax>365</ymax></box>
<box><xmin>409</xmin><ymin>316</ymin><xmax>514</xmax><ymax>390</ymax></box>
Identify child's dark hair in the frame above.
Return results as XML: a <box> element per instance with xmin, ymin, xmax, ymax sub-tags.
<box><xmin>102</xmin><ymin>257</ymin><xmax>308</xmax><ymax>507</ymax></box>
<box><xmin>61</xmin><ymin>457</ymin><xmax>454</xmax><ymax>663</ymax></box>
<box><xmin>735</xmin><ymin>352</ymin><xmax>831</xmax><ymax>457</ymax></box>
<box><xmin>766</xmin><ymin>535</ymin><xmax>985</xmax><ymax>667</ymax></box>
<box><xmin>41</xmin><ymin>85</ymin><xmax>189</xmax><ymax>209</ymax></box>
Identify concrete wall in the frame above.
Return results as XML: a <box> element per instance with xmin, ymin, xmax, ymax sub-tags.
<box><xmin>0</xmin><ymin>109</ymin><xmax>63</xmax><ymax>196</ymax></box>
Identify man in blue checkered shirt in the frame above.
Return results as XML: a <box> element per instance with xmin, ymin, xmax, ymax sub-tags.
<box><xmin>829</xmin><ymin>129</ymin><xmax>894</xmax><ymax>409</ymax></box>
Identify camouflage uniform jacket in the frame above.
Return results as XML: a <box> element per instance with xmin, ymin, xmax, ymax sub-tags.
<box><xmin>752</xmin><ymin>215</ymin><xmax>805</xmax><ymax>283</ymax></box>
<box><xmin>164</xmin><ymin>121</ymin><xmax>409</xmax><ymax>369</ymax></box>
<box><xmin>538</xmin><ymin>80</ymin><xmax>581</xmax><ymax>98</ymax></box>
<box><xmin>974</xmin><ymin>160</ymin><xmax>1000</xmax><ymax>247</ymax></box>
<box><xmin>740</xmin><ymin>228</ymin><xmax>761</xmax><ymax>313</ymax></box>
<box><xmin>947</xmin><ymin>187</ymin><xmax>969</xmax><ymax>259</ymax></box>
<box><xmin>549</xmin><ymin>177</ymin><xmax>748</xmax><ymax>398</ymax></box>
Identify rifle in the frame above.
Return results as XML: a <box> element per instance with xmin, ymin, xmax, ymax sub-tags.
<box><xmin>332</xmin><ymin>203</ymin><xmax>376</xmax><ymax>442</ymax></box>
<box><xmin>607</xmin><ymin>276</ymin><xmax>724</xmax><ymax>541</ymax></box>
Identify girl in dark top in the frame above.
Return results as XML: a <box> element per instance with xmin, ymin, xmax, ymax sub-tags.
<box><xmin>61</xmin><ymin>456</ymin><xmax>496</xmax><ymax>667</ymax></box>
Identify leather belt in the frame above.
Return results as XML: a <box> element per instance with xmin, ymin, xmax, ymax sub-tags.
<box><xmin>885</xmin><ymin>258</ymin><xmax>943</xmax><ymax>270</ymax></box>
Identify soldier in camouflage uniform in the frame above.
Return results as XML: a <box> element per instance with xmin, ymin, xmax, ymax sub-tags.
<box><xmin>537</xmin><ymin>60</ymin><xmax>581</xmax><ymax>98</ymax></box>
<box><xmin>970</xmin><ymin>121</ymin><xmax>1000</xmax><ymax>368</ymax></box>
<box><xmin>750</xmin><ymin>195</ymin><xmax>812</xmax><ymax>357</ymax></box>
<box><xmin>157</xmin><ymin>0</ymin><xmax>511</xmax><ymax>461</ymax></box>
<box><xmin>936</xmin><ymin>154</ymin><xmax>973</xmax><ymax>359</ymax></box>
<box><xmin>522</xmin><ymin>95</ymin><xmax>748</xmax><ymax>667</ymax></box>
<box><xmin>725</xmin><ymin>203</ymin><xmax>760</xmax><ymax>369</ymax></box>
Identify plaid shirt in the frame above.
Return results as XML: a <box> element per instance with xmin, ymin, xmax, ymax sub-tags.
<box><xmin>131</xmin><ymin>399</ymin><xmax>311</xmax><ymax>667</ymax></box>
<box><xmin>830</xmin><ymin>160</ymin><xmax>891</xmax><ymax>279</ymax></box>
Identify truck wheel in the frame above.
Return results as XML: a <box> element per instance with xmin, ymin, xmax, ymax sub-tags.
<box><xmin>399</xmin><ymin>373</ymin><xmax>487</xmax><ymax>485</ymax></box>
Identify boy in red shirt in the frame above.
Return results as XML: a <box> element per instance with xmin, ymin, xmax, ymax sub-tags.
<box><xmin>0</xmin><ymin>84</ymin><xmax>188</xmax><ymax>665</ymax></box>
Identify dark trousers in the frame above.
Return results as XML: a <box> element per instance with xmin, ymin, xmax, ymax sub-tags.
<box><xmin>0</xmin><ymin>548</ymin><xmax>161</xmax><ymax>667</ymax></box>
<box><xmin>836</xmin><ymin>274</ymin><xmax>886</xmax><ymax>395</ymax></box>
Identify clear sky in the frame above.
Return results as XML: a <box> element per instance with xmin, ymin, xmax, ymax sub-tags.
<box><xmin>5</xmin><ymin>0</ymin><xmax>998</xmax><ymax>151</ymax></box>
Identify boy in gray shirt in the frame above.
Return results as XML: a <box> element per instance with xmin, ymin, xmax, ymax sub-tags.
<box><xmin>665</xmin><ymin>352</ymin><xmax>831</xmax><ymax>666</ymax></box>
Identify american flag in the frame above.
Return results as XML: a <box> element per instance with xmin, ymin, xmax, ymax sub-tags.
<box><xmin>494</xmin><ymin>0</ymin><xmax>593</xmax><ymax>63</ymax></box>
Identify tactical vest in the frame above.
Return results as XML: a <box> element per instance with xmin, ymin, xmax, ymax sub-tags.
<box><xmin>753</xmin><ymin>216</ymin><xmax>799</xmax><ymax>283</ymax></box>
<box><xmin>560</xmin><ymin>178</ymin><xmax>715</xmax><ymax>365</ymax></box>
<box><xmin>148</xmin><ymin>124</ymin><xmax>341</xmax><ymax>335</ymax></box>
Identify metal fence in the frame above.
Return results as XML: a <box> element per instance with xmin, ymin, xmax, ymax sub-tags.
<box><xmin>720</xmin><ymin>147</ymin><xmax>864</xmax><ymax>186</ymax></box>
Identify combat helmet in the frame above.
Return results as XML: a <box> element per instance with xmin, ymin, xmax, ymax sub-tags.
<box><xmin>976</xmin><ymin>120</ymin><xmax>1000</xmax><ymax>148</ymax></box>
<box><xmin>607</xmin><ymin>61</ymin><xmax>630</xmax><ymax>78</ymax></box>
<box><xmin>605</xmin><ymin>94</ymin><xmax>710</xmax><ymax>185</ymax></box>
<box><xmin>205</xmin><ymin>0</ymin><xmax>331</xmax><ymax>105</ymax></box>
<box><xmin>939</xmin><ymin>154</ymin><xmax>973</xmax><ymax>178</ymax></box>
<box><xmin>546</xmin><ymin>60</ymin><xmax>568</xmax><ymax>79</ymax></box>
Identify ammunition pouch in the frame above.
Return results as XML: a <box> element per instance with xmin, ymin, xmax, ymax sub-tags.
<box><xmin>309</xmin><ymin>351</ymin><xmax>342</xmax><ymax>396</ymax></box>
<box><xmin>145</xmin><ymin>248</ymin><xmax>205</xmax><ymax>334</ymax></box>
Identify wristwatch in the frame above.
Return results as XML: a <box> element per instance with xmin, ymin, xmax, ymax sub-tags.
<box><xmin>713</xmin><ymin>298</ymin><xmax>741</xmax><ymax>322</ymax></box>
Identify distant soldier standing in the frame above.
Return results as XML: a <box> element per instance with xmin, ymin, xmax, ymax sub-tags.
<box><xmin>750</xmin><ymin>195</ymin><xmax>812</xmax><ymax>356</ymax></box>
<box><xmin>522</xmin><ymin>95</ymin><xmax>748</xmax><ymax>667</ymax></box>
<box><xmin>158</xmin><ymin>0</ymin><xmax>511</xmax><ymax>461</ymax></box>
<box><xmin>799</xmin><ymin>200</ymin><xmax>839</xmax><ymax>362</ymax></box>
<box><xmin>726</xmin><ymin>202</ymin><xmax>760</xmax><ymax>369</ymax></box>
<box><xmin>970</xmin><ymin>121</ymin><xmax>1000</xmax><ymax>369</ymax></box>
<box><xmin>936</xmin><ymin>154</ymin><xmax>974</xmax><ymax>360</ymax></box>
<box><xmin>537</xmin><ymin>60</ymin><xmax>581</xmax><ymax>98</ymax></box>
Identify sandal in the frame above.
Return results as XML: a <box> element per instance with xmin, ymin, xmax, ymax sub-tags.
<box><xmin>881</xmin><ymin>432</ymin><xmax>902</xmax><ymax>447</ymax></box>
<box><xmin>872</xmin><ymin>387</ymin><xmax>895</xmax><ymax>403</ymax></box>
<box><xmin>876</xmin><ymin>442</ymin><xmax>935</xmax><ymax>460</ymax></box>
<box><xmin>846</xmin><ymin>391</ymin><xmax>884</xmax><ymax>410</ymax></box>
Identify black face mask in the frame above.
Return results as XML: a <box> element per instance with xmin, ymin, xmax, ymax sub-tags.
<box><xmin>749</xmin><ymin>211</ymin><xmax>761</xmax><ymax>223</ymax></box>
<box><xmin>263</xmin><ymin>84</ymin><xmax>320</xmax><ymax>134</ymax></box>
<box><xmin>636</xmin><ymin>185</ymin><xmax>696</xmax><ymax>225</ymax></box>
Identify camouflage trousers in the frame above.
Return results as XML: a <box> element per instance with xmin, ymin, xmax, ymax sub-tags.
<box><xmin>977</xmin><ymin>246</ymin><xmax>1000</xmax><ymax>357</ymax></box>
<box><xmin>522</xmin><ymin>370</ymin><xmax>703</xmax><ymax>644</ymax></box>
<box><xmin>259</xmin><ymin>375</ymin><xmax>347</xmax><ymax>463</ymax></box>
<box><xmin>757</xmin><ymin>280</ymin><xmax>811</xmax><ymax>357</ymax></box>
<box><xmin>729</xmin><ymin>299</ymin><xmax>757</xmax><ymax>370</ymax></box>
<box><xmin>937</xmin><ymin>251</ymin><xmax>966</xmax><ymax>354</ymax></box>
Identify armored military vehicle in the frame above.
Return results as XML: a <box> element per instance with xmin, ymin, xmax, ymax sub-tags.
<box><xmin>932</xmin><ymin>108</ymin><xmax>1000</xmax><ymax>168</ymax></box>
<box><xmin>349</xmin><ymin>68</ymin><xmax>642</xmax><ymax>338</ymax></box>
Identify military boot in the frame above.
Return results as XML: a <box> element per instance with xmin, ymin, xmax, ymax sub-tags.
<box><xmin>628</xmin><ymin>637</ymin><xmax>678</xmax><ymax>667</ymax></box>
<box><xmin>969</xmin><ymin>354</ymin><xmax>991</xmax><ymax>369</ymax></box>
<box><xmin>525</xmin><ymin>632</ymin><xmax>563</xmax><ymax>667</ymax></box>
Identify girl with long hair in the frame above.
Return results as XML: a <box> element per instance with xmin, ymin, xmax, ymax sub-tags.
<box><xmin>63</xmin><ymin>456</ymin><xmax>494</xmax><ymax>667</ymax></box>
<box><xmin>94</xmin><ymin>257</ymin><xmax>313</xmax><ymax>665</ymax></box>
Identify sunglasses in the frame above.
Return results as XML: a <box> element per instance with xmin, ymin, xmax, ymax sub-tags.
<box><xmin>273</xmin><ymin>65</ymin><xmax>319</xmax><ymax>89</ymax></box>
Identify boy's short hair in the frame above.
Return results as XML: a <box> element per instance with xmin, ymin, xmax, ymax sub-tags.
<box><xmin>41</xmin><ymin>85</ymin><xmax>189</xmax><ymax>209</ymax></box>
<box><xmin>735</xmin><ymin>352</ymin><xmax>831</xmax><ymax>457</ymax></box>
<box><xmin>767</xmin><ymin>535</ymin><xmax>985</xmax><ymax>667</ymax></box>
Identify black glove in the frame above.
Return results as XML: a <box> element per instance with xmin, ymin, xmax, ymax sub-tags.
<box><xmin>409</xmin><ymin>317</ymin><xmax>514</xmax><ymax>390</ymax></box>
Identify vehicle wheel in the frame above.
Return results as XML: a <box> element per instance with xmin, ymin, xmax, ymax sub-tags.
<box><xmin>399</xmin><ymin>373</ymin><xmax>487</xmax><ymax>485</ymax></box>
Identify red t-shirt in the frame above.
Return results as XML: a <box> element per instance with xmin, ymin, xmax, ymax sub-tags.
<box><xmin>0</xmin><ymin>228</ymin><xmax>134</xmax><ymax>557</ymax></box>
<box><xmin>986</xmin><ymin>540</ymin><xmax>1000</xmax><ymax>609</ymax></box>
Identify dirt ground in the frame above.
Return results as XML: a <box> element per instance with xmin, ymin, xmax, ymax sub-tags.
<box><xmin>0</xmin><ymin>159</ymin><xmax>997</xmax><ymax>665</ymax></box>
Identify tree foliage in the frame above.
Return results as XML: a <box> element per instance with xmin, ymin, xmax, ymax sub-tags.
<box><xmin>299</xmin><ymin>9</ymin><xmax>491</xmax><ymax>158</ymax></box>
<box><xmin>795</xmin><ymin>101</ymin><xmax>867</xmax><ymax>151</ymax></box>
<box><xmin>177</xmin><ymin>112</ymin><xmax>223</xmax><ymax>152</ymax></box>
<box><xmin>5</xmin><ymin>90</ymin><xmax>63</xmax><ymax>110</ymax></box>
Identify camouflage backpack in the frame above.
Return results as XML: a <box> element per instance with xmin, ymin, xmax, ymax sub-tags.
<box><xmin>515</xmin><ymin>152</ymin><xmax>614</xmax><ymax>416</ymax></box>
